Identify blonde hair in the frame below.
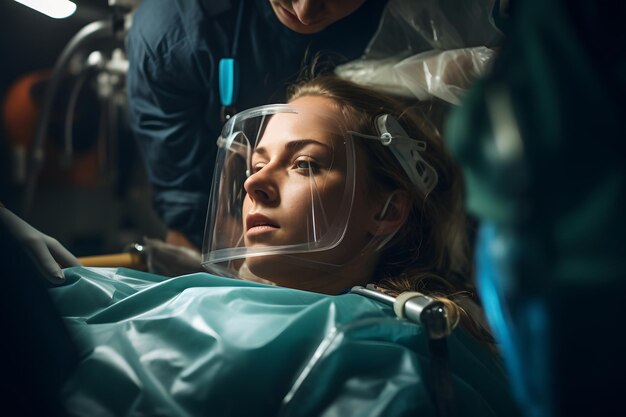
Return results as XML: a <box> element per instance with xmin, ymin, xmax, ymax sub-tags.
<box><xmin>289</xmin><ymin>74</ymin><xmax>493</xmax><ymax>343</ymax></box>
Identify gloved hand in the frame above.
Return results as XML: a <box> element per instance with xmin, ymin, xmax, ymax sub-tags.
<box><xmin>0</xmin><ymin>205</ymin><xmax>80</xmax><ymax>283</ymax></box>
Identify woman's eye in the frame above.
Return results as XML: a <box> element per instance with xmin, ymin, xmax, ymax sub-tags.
<box><xmin>251</xmin><ymin>163</ymin><xmax>266</xmax><ymax>173</ymax></box>
<box><xmin>294</xmin><ymin>159</ymin><xmax>319</xmax><ymax>172</ymax></box>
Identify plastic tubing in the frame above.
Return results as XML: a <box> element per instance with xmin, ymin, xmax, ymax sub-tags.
<box><xmin>22</xmin><ymin>19</ymin><xmax>113</xmax><ymax>217</ymax></box>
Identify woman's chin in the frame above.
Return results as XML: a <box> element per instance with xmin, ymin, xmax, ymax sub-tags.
<box><xmin>243</xmin><ymin>254</ymin><xmax>333</xmax><ymax>291</ymax></box>
<box><xmin>237</xmin><ymin>262</ymin><xmax>277</xmax><ymax>286</ymax></box>
<box><xmin>245</xmin><ymin>255</ymin><xmax>298</xmax><ymax>282</ymax></box>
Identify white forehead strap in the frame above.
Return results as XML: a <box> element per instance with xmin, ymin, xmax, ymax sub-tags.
<box><xmin>349</xmin><ymin>114</ymin><xmax>439</xmax><ymax>195</ymax></box>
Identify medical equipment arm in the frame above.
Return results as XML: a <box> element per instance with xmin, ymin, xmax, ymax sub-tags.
<box><xmin>351</xmin><ymin>285</ymin><xmax>458</xmax><ymax>417</ymax></box>
<box><xmin>22</xmin><ymin>19</ymin><xmax>115</xmax><ymax>216</ymax></box>
<box><xmin>0</xmin><ymin>205</ymin><xmax>79</xmax><ymax>283</ymax></box>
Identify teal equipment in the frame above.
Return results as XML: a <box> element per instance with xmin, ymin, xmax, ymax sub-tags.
<box><xmin>51</xmin><ymin>267</ymin><xmax>519</xmax><ymax>417</ymax></box>
<box><xmin>219</xmin><ymin>58</ymin><xmax>238</xmax><ymax>112</ymax></box>
<box><xmin>445</xmin><ymin>0</ymin><xmax>626</xmax><ymax>416</ymax></box>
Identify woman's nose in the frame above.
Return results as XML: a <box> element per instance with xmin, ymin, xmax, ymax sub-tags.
<box><xmin>244</xmin><ymin>169</ymin><xmax>279</xmax><ymax>205</ymax></box>
<box><xmin>292</xmin><ymin>0</ymin><xmax>325</xmax><ymax>25</ymax></box>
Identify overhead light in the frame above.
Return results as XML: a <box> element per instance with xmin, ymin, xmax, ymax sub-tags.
<box><xmin>14</xmin><ymin>0</ymin><xmax>77</xmax><ymax>19</ymax></box>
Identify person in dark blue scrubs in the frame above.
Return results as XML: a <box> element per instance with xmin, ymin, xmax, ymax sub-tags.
<box><xmin>127</xmin><ymin>0</ymin><xmax>387</xmax><ymax>251</ymax></box>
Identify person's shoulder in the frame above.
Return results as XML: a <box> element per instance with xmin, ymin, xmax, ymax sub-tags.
<box><xmin>130</xmin><ymin>0</ymin><xmax>231</xmax><ymax>48</ymax></box>
<box><xmin>130</xmin><ymin>0</ymin><xmax>186</xmax><ymax>47</ymax></box>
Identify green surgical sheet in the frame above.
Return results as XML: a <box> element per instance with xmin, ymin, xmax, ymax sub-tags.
<box><xmin>51</xmin><ymin>267</ymin><xmax>518</xmax><ymax>417</ymax></box>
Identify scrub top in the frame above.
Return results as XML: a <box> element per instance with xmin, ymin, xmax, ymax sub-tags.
<box><xmin>53</xmin><ymin>267</ymin><xmax>520</xmax><ymax>417</ymax></box>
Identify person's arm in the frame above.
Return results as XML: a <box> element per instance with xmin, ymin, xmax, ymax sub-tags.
<box><xmin>0</xmin><ymin>204</ymin><xmax>79</xmax><ymax>283</ymax></box>
<box><xmin>126</xmin><ymin>2</ymin><xmax>221</xmax><ymax>249</ymax></box>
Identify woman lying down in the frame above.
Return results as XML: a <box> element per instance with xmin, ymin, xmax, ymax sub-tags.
<box><xmin>53</xmin><ymin>75</ymin><xmax>519</xmax><ymax>417</ymax></box>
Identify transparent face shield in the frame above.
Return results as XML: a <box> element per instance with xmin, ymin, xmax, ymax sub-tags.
<box><xmin>202</xmin><ymin>104</ymin><xmax>357</xmax><ymax>279</ymax></box>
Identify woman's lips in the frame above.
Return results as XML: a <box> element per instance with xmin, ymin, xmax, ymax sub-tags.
<box><xmin>247</xmin><ymin>224</ymin><xmax>279</xmax><ymax>237</ymax></box>
<box><xmin>246</xmin><ymin>213</ymin><xmax>279</xmax><ymax>236</ymax></box>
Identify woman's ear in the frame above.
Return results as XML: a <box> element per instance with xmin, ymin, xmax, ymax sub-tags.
<box><xmin>368</xmin><ymin>191</ymin><xmax>411</xmax><ymax>236</ymax></box>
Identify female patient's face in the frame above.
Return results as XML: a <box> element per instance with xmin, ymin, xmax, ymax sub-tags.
<box><xmin>241</xmin><ymin>96</ymin><xmax>377</xmax><ymax>284</ymax></box>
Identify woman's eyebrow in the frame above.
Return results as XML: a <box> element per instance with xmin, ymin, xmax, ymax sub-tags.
<box><xmin>252</xmin><ymin>146</ymin><xmax>268</xmax><ymax>158</ymax></box>
<box><xmin>253</xmin><ymin>139</ymin><xmax>332</xmax><ymax>157</ymax></box>
<box><xmin>284</xmin><ymin>139</ymin><xmax>332</xmax><ymax>153</ymax></box>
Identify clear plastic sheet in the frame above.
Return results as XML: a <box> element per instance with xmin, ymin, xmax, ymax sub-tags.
<box><xmin>336</xmin><ymin>46</ymin><xmax>496</xmax><ymax>105</ymax></box>
<box><xmin>335</xmin><ymin>0</ymin><xmax>502</xmax><ymax>104</ymax></box>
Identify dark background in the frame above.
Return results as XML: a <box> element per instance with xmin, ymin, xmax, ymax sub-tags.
<box><xmin>0</xmin><ymin>0</ymin><xmax>165</xmax><ymax>256</ymax></box>
<box><xmin>0</xmin><ymin>1</ymin><xmax>110</xmax><ymax>90</ymax></box>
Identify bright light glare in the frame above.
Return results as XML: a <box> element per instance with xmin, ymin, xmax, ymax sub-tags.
<box><xmin>15</xmin><ymin>0</ymin><xmax>77</xmax><ymax>19</ymax></box>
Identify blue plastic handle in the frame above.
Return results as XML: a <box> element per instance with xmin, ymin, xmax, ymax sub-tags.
<box><xmin>219</xmin><ymin>58</ymin><xmax>239</xmax><ymax>107</ymax></box>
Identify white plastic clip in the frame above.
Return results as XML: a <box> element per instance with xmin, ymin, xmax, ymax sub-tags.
<box><xmin>348</xmin><ymin>114</ymin><xmax>439</xmax><ymax>195</ymax></box>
